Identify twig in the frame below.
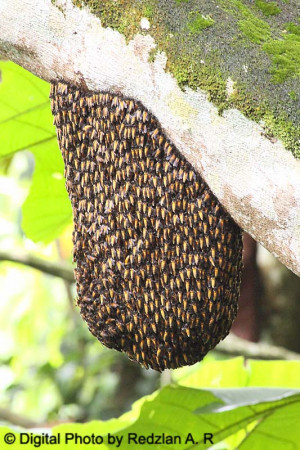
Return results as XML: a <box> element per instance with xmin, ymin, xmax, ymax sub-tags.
<box><xmin>0</xmin><ymin>407</ymin><xmax>39</xmax><ymax>428</ymax></box>
<box><xmin>0</xmin><ymin>249</ymin><xmax>74</xmax><ymax>283</ymax></box>
<box><xmin>55</xmin><ymin>239</ymin><xmax>79</xmax><ymax>323</ymax></box>
<box><xmin>216</xmin><ymin>333</ymin><xmax>300</xmax><ymax>361</ymax></box>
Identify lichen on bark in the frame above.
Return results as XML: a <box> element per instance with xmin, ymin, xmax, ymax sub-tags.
<box><xmin>72</xmin><ymin>0</ymin><xmax>300</xmax><ymax>157</ymax></box>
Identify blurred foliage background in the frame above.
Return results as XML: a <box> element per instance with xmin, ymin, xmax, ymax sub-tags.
<box><xmin>0</xmin><ymin>61</ymin><xmax>300</xmax><ymax>448</ymax></box>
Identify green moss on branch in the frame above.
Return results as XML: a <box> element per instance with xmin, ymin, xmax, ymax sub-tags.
<box><xmin>263</xmin><ymin>28</ymin><xmax>300</xmax><ymax>82</ymax></box>
<box><xmin>187</xmin><ymin>13</ymin><xmax>215</xmax><ymax>33</ymax></box>
<box><xmin>72</xmin><ymin>0</ymin><xmax>300</xmax><ymax>157</ymax></box>
<box><xmin>238</xmin><ymin>16</ymin><xmax>271</xmax><ymax>42</ymax></box>
<box><xmin>255</xmin><ymin>0</ymin><xmax>281</xmax><ymax>16</ymax></box>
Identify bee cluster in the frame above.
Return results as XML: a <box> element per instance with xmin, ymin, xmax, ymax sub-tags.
<box><xmin>50</xmin><ymin>81</ymin><xmax>243</xmax><ymax>371</ymax></box>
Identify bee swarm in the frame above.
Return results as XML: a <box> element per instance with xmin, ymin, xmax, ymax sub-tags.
<box><xmin>50</xmin><ymin>81</ymin><xmax>243</xmax><ymax>372</ymax></box>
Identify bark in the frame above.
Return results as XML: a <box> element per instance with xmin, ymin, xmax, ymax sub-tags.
<box><xmin>0</xmin><ymin>0</ymin><xmax>299</xmax><ymax>276</ymax></box>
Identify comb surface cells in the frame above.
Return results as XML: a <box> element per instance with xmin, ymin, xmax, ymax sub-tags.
<box><xmin>50</xmin><ymin>82</ymin><xmax>243</xmax><ymax>372</ymax></box>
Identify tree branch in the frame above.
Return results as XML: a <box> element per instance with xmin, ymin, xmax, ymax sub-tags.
<box><xmin>0</xmin><ymin>408</ymin><xmax>39</xmax><ymax>429</ymax></box>
<box><xmin>0</xmin><ymin>0</ymin><xmax>299</xmax><ymax>276</ymax></box>
<box><xmin>0</xmin><ymin>250</ymin><xmax>74</xmax><ymax>283</ymax></box>
<box><xmin>216</xmin><ymin>334</ymin><xmax>300</xmax><ymax>361</ymax></box>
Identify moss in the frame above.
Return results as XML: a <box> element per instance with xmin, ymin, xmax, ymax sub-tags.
<box><xmin>238</xmin><ymin>16</ymin><xmax>271</xmax><ymax>43</ymax></box>
<box><xmin>97</xmin><ymin>2</ymin><xmax>137</xmax><ymax>38</ymax></box>
<box><xmin>148</xmin><ymin>47</ymin><xmax>158</xmax><ymax>63</ymax></box>
<box><xmin>288</xmin><ymin>91</ymin><xmax>298</xmax><ymax>101</ymax></box>
<box><xmin>51</xmin><ymin>0</ymin><xmax>66</xmax><ymax>15</ymax></box>
<box><xmin>144</xmin><ymin>5</ymin><xmax>154</xmax><ymax>19</ymax></box>
<box><xmin>160</xmin><ymin>36</ymin><xmax>299</xmax><ymax>155</ymax></box>
<box><xmin>285</xmin><ymin>22</ymin><xmax>300</xmax><ymax>35</ymax></box>
<box><xmin>72</xmin><ymin>0</ymin><xmax>84</xmax><ymax>7</ymax></box>
<box><xmin>255</xmin><ymin>0</ymin><xmax>281</xmax><ymax>16</ymax></box>
<box><xmin>217</xmin><ymin>0</ymin><xmax>271</xmax><ymax>43</ymax></box>
<box><xmin>187</xmin><ymin>13</ymin><xmax>215</xmax><ymax>33</ymax></box>
<box><xmin>226</xmin><ymin>85</ymin><xmax>299</xmax><ymax>158</ymax></box>
<box><xmin>171</xmin><ymin>58</ymin><xmax>300</xmax><ymax>155</ymax></box>
<box><xmin>216</xmin><ymin>1</ymin><xmax>299</xmax><ymax>86</ymax></box>
<box><xmin>263</xmin><ymin>34</ymin><xmax>300</xmax><ymax>82</ymax></box>
<box><xmin>72</xmin><ymin>0</ymin><xmax>300</xmax><ymax>157</ymax></box>
<box><xmin>263</xmin><ymin>112</ymin><xmax>300</xmax><ymax>158</ymax></box>
<box><xmin>227</xmin><ymin>85</ymin><xmax>266</xmax><ymax>122</ymax></box>
<box><xmin>74</xmin><ymin>0</ymin><xmax>148</xmax><ymax>42</ymax></box>
<box><xmin>169</xmin><ymin>56</ymin><xmax>227</xmax><ymax>109</ymax></box>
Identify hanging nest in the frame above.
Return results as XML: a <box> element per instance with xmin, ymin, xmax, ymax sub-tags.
<box><xmin>50</xmin><ymin>81</ymin><xmax>243</xmax><ymax>371</ymax></box>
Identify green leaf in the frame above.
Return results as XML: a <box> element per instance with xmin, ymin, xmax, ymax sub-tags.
<box><xmin>173</xmin><ymin>357</ymin><xmax>249</xmax><ymax>388</ymax></box>
<box><xmin>247</xmin><ymin>360</ymin><xmax>300</xmax><ymax>388</ymax></box>
<box><xmin>0</xmin><ymin>61</ymin><xmax>55</xmax><ymax>157</ymax></box>
<box><xmin>0</xmin><ymin>61</ymin><xmax>72</xmax><ymax>242</ymax></box>
<box><xmin>0</xmin><ymin>385</ymin><xmax>299</xmax><ymax>449</ymax></box>
<box><xmin>173</xmin><ymin>357</ymin><xmax>300</xmax><ymax>389</ymax></box>
<box><xmin>22</xmin><ymin>144</ymin><xmax>72</xmax><ymax>243</ymax></box>
<box><xmin>237</xmin><ymin>402</ymin><xmax>300</xmax><ymax>449</ymax></box>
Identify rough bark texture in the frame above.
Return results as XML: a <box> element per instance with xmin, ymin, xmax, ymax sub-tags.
<box><xmin>0</xmin><ymin>0</ymin><xmax>299</xmax><ymax>276</ymax></box>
